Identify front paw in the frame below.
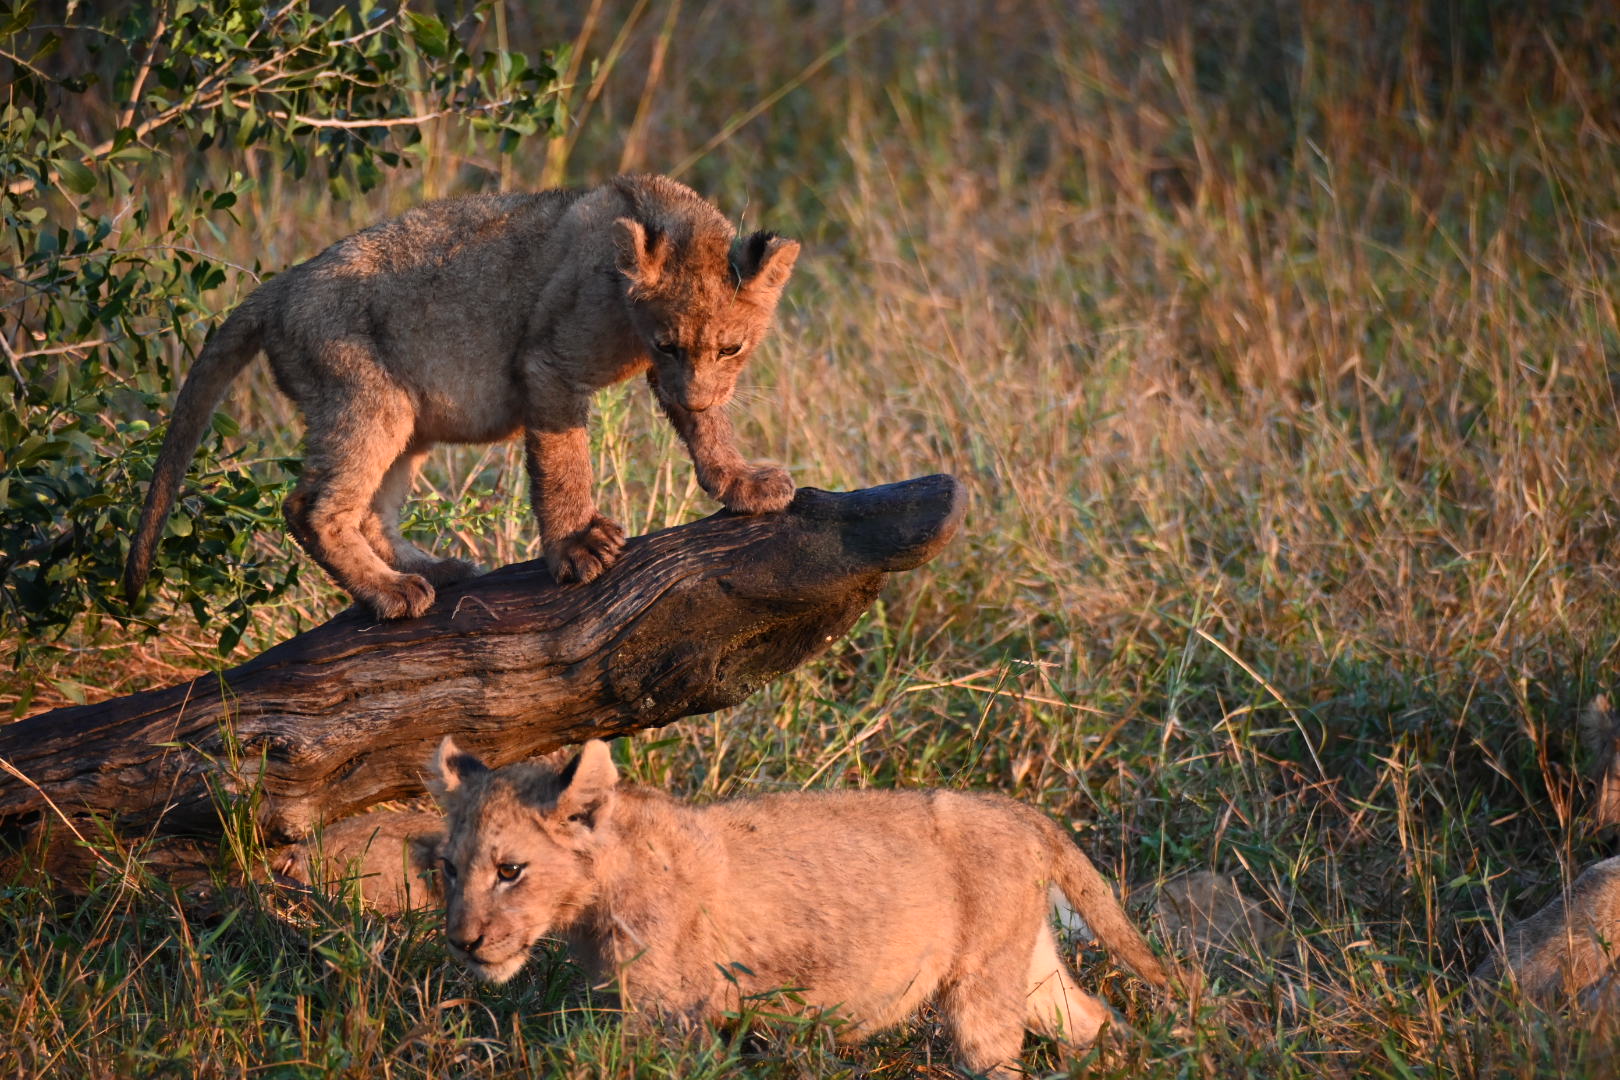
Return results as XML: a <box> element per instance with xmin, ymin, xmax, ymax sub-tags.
<box><xmin>545</xmin><ymin>515</ymin><xmax>626</xmax><ymax>584</ymax></box>
<box><xmin>357</xmin><ymin>572</ymin><xmax>436</xmax><ymax>620</ymax></box>
<box><xmin>716</xmin><ymin>464</ymin><xmax>794</xmax><ymax>514</ymax></box>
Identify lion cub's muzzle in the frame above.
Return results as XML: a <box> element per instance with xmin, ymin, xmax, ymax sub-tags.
<box><xmin>450</xmin><ymin>939</ymin><xmax>530</xmax><ymax>985</ymax></box>
<box><xmin>658</xmin><ymin>385</ymin><xmax>719</xmax><ymax>413</ymax></box>
<box><xmin>652</xmin><ymin>366</ymin><xmax>732</xmax><ymax>415</ymax></box>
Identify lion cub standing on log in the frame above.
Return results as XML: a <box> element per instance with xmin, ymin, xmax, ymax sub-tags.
<box><xmin>430</xmin><ymin>738</ymin><xmax>1183</xmax><ymax>1076</ymax></box>
<box><xmin>124</xmin><ymin>175</ymin><xmax>799</xmax><ymax>619</ymax></box>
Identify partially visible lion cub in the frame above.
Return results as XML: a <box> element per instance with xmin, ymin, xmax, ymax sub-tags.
<box><xmin>124</xmin><ymin>175</ymin><xmax>800</xmax><ymax>619</ymax></box>
<box><xmin>429</xmin><ymin>738</ymin><xmax>1183</xmax><ymax>1076</ymax></box>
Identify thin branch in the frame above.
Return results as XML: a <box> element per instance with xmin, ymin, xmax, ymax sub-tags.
<box><xmin>139</xmin><ymin>243</ymin><xmax>264</xmax><ymax>282</ymax></box>
<box><xmin>0</xmin><ymin>46</ymin><xmax>55</xmax><ymax>82</ymax></box>
<box><xmin>117</xmin><ymin>5</ymin><xmax>172</xmax><ymax>135</ymax></box>
<box><xmin>27</xmin><ymin>24</ymin><xmax>124</xmax><ymax>38</ymax></box>
<box><xmin>0</xmin><ymin>330</ymin><xmax>24</xmax><ymax>384</ymax></box>
<box><xmin>246</xmin><ymin>99</ymin><xmax>516</xmax><ymax>130</ymax></box>
<box><xmin>6</xmin><ymin>14</ymin><xmax>356</xmax><ymax>197</ymax></box>
<box><xmin>329</xmin><ymin>11</ymin><xmax>399</xmax><ymax>49</ymax></box>
<box><xmin>13</xmin><ymin>339</ymin><xmax>113</xmax><ymax>359</ymax></box>
<box><xmin>8</xmin><ymin>240</ymin><xmax>260</xmax><ymax>278</ymax></box>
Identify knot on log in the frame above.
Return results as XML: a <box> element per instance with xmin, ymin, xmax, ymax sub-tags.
<box><xmin>0</xmin><ymin>475</ymin><xmax>964</xmax><ymax>841</ymax></box>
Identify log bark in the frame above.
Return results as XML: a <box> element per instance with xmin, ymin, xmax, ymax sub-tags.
<box><xmin>0</xmin><ymin>475</ymin><xmax>963</xmax><ymax>841</ymax></box>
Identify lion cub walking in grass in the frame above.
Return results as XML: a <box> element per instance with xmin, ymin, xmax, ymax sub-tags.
<box><xmin>430</xmin><ymin>738</ymin><xmax>1182</xmax><ymax>1076</ymax></box>
<box><xmin>124</xmin><ymin>175</ymin><xmax>799</xmax><ymax>619</ymax></box>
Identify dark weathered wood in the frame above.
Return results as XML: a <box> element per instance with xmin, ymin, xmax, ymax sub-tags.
<box><xmin>0</xmin><ymin>476</ymin><xmax>963</xmax><ymax>841</ymax></box>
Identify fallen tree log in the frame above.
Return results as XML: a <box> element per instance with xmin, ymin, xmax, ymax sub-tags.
<box><xmin>0</xmin><ymin>475</ymin><xmax>962</xmax><ymax>842</ymax></box>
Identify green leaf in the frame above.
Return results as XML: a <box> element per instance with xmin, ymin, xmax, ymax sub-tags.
<box><xmin>218</xmin><ymin>617</ymin><xmax>246</xmax><ymax>655</ymax></box>
<box><xmin>53</xmin><ymin>157</ymin><xmax>96</xmax><ymax>194</ymax></box>
<box><xmin>404</xmin><ymin>11</ymin><xmax>452</xmax><ymax>59</ymax></box>
<box><xmin>0</xmin><ymin>2</ymin><xmax>36</xmax><ymax>38</ymax></box>
<box><xmin>51</xmin><ymin>679</ymin><xmax>88</xmax><ymax>705</ymax></box>
<box><xmin>31</xmin><ymin>32</ymin><xmax>61</xmax><ymax>65</ymax></box>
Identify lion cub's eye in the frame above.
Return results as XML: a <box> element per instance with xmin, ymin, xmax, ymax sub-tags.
<box><xmin>717</xmin><ymin>343</ymin><xmax>742</xmax><ymax>357</ymax></box>
<box><xmin>654</xmin><ymin>339</ymin><xmax>678</xmax><ymax>356</ymax></box>
<box><xmin>495</xmin><ymin>862</ymin><xmax>526</xmax><ymax>883</ymax></box>
<box><xmin>440</xmin><ymin>858</ymin><xmax>458</xmax><ymax>881</ymax></box>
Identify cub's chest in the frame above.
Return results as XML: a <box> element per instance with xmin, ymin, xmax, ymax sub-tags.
<box><xmin>530</xmin><ymin>332</ymin><xmax>652</xmax><ymax>395</ymax></box>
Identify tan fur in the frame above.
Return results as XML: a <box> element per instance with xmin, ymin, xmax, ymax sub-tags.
<box><xmin>429</xmin><ymin>738</ymin><xmax>1182</xmax><ymax>1077</ymax></box>
<box><xmin>273</xmin><ymin>809</ymin><xmax>444</xmax><ymax>915</ymax></box>
<box><xmin>1476</xmin><ymin>855</ymin><xmax>1620</xmax><ymax>1002</ymax></box>
<box><xmin>124</xmin><ymin>175</ymin><xmax>800</xmax><ymax>618</ymax></box>
<box><xmin>1156</xmin><ymin>870</ymin><xmax>1287</xmax><ymax>962</ymax></box>
<box><xmin>1578</xmin><ymin>695</ymin><xmax>1620</xmax><ymax>829</ymax></box>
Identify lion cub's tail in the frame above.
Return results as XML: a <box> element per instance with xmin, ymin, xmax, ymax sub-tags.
<box><xmin>1042</xmin><ymin>817</ymin><xmax>1192</xmax><ymax>995</ymax></box>
<box><xmin>123</xmin><ymin>289</ymin><xmax>272</xmax><ymax>603</ymax></box>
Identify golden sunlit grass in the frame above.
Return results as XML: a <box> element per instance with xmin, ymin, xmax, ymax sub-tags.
<box><xmin>5</xmin><ymin>1</ymin><xmax>1620</xmax><ymax>1076</ymax></box>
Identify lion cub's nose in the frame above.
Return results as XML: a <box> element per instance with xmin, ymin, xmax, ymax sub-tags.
<box><xmin>449</xmin><ymin>931</ymin><xmax>485</xmax><ymax>956</ymax></box>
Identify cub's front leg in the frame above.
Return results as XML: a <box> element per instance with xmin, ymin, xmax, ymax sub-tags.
<box><xmin>521</xmin><ymin>412</ymin><xmax>624</xmax><ymax>585</ymax></box>
<box><xmin>653</xmin><ymin>378</ymin><xmax>794</xmax><ymax>514</ymax></box>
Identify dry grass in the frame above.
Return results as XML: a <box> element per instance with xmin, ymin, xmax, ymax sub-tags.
<box><xmin>6</xmin><ymin>1</ymin><xmax>1620</xmax><ymax>1076</ymax></box>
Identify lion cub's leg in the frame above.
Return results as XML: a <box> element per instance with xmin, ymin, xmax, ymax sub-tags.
<box><xmin>286</xmin><ymin>382</ymin><xmax>436</xmax><ymax>620</ymax></box>
<box><xmin>1025</xmin><ymin>923</ymin><xmax>1110</xmax><ymax>1048</ymax></box>
<box><xmin>360</xmin><ymin>444</ymin><xmax>480</xmax><ymax>587</ymax></box>
<box><xmin>651</xmin><ymin>377</ymin><xmax>793</xmax><ymax>514</ymax></box>
<box><xmin>522</xmin><ymin>422</ymin><xmax>624</xmax><ymax>584</ymax></box>
<box><xmin>937</xmin><ymin>971</ymin><xmax>1029</xmax><ymax>1079</ymax></box>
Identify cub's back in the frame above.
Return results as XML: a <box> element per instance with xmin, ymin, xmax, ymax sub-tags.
<box><xmin>315</xmin><ymin>188</ymin><xmax>586</xmax><ymax>280</ymax></box>
<box><xmin>704</xmin><ymin>788</ymin><xmax>1053</xmax><ymax>913</ymax></box>
<box><xmin>260</xmin><ymin>189</ymin><xmax>593</xmax><ymax>410</ymax></box>
<box><xmin>266</xmin><ymin>189</ymin><xmax>585</xmax><ymax>330</ymax></box>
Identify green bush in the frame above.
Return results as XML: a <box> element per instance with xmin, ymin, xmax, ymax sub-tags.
<box><xmin>1</xmin><ymin>1</ymin><xmax>563</xmax><ymax>660</ymax></box>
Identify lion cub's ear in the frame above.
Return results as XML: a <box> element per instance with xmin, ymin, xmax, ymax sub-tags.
<box><xmin>731</xmin><ymin>231</ymin><xmax>800</xmax><ymax>297</ymax></box>
<box><xmin>408</xmin><ymin>830</ymin><xmax>447</xmax><ymax>897</ymax></box>
<box><xmin>612</xmin><ymin>218</ymin><xmax>668</xmax><ymax>295</ymax></box>
<box><xmin>553</xmin><ymin>739</ymin><xmax>619</xmax><ymax>832</ymax></box>
<box><xmin>431</xmin><ymin>736</ymin><xmax>489</xmax><ymax>798</ymax></box>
